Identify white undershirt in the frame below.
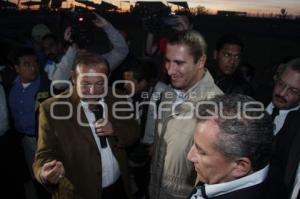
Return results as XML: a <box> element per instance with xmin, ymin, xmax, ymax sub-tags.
<box><xmin>22</xmin><ymin>82</ymin><xmax>31</xmax><ymax>88</ymax></box>
<box><xmin>81</xmin><ymin>100</ymin><xmax>120</xmax><ymax>188</ymax></box>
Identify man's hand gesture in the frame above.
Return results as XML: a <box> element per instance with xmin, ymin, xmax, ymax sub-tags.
<box><xmin>92</xmin><ymin>13</ymin><xmax>110</xmax><ymax>28</ymax></box>
<box><xmin>40</xmin><ymin>160</ymin><xmax>65</xmax><ymax>184</ymax></box>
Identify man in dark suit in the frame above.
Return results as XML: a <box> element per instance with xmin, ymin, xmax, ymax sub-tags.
<box><xmin>187</xmin><ymin>94</ymin><xmax>273</xmax><ymax>199</ymax></box>
<box><xmin>266</xmin><ymin>57</ymin><xmax>300</xmax><ymax>136</ymax></box>
<box><xmin>265</xmin><ymin>57</ymin><xmax>300</xmax><ymax>199</ymax></box>
<box><xmin>33</xmin><ymin>52</ymin><xmax>139</xmax><ymax>199</ymax></box>
<box><xmin>266</xmin><ymin>109</ymin><xmax>300</xmax><ymax>199</ymax></box>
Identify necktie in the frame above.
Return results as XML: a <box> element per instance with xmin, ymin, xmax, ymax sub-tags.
<box><xmin>189</xmin><ymin>182</ymin><xmax>208</xmax><ymax>199</ymax></box>
<box><xmin>89</xmin><ymin>104</ymin><xmax>107</xmax><ymax>148</ymax></box>
<box><xmin>271</xmin><ymin>106</ymin><xmax>280</xmax><ymax>121</ymax></box>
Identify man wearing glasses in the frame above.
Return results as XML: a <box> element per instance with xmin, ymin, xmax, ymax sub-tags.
<box><xmin>265</xmin><ymin>57</ymin><xmax>300</xmax><ymax>135</ymax></box>
<box><xmin>266</xmin><ymin>57</ymin><xmax>300</xmax><ymax>199</ymax></box>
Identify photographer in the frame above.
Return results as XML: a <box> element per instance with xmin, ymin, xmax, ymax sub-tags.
<box><xmin>51</xmin><ymin>13</ymin><xmax>129</xmax><ymax>90</ymax></box>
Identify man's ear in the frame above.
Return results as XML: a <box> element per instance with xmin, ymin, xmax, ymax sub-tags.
<box><xmin>196</xmin><ymin>54</ymin><xmax>207</xmax><ymax>70</ymax></box>
<box><xmin>71</xmin><ymin>70</ymin><xmax>76</xmax><ymax>84</ymax></box>
<box><xmin>231</xmin><ymin>157</ymin><xmax>252</xmax><ymax>178</ymax></box>
<box><xmin>213</xmin><ymin>50</ymin><xmax>218</xmax><ymax>60</ymax></box>
<box><xmin>273</xmin><ymin>74</ymin><xmax>278</xmax><ymax>82</ymax></box>
<box><xmin>14</xmin><ymin>64</ymin><xmax>20</xmax><ymax>74</ymax></box>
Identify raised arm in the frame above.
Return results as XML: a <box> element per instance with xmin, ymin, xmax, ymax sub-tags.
<box><xmin>93</xmin><ymin>13</ymin><xmax>129</xmax><ymax>71</ymax></box>
<box><xmin>51</xmin><ymin>44</ymin><xmax>77</xmax><ymax>90</ymax></box>
<box><xmin>51</xmin><ymin>26</ymin><xmax>77</xmax><ymax>90</ymax></box>
<box><xmin>52</xmin><ymin>15</ymin><xmax>128</xmax><ymax>90</ymax></box>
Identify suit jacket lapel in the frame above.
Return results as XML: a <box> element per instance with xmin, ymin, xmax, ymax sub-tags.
<box><xmin>285</xmin><ymin>128</ymin><xmax>300</xmax><ymax>188</ymax></box>
<box><xmin>284</xmin><ymin>111</ymin><xmax>300</xmax><ymax>189</ymax></box>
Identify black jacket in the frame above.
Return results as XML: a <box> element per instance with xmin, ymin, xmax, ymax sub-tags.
<box><xmin>211</xmin><ymin>70</ymin><xmax>254</xmax><ymax>97</ymax></box>
<box><xmin>266</xmin><ymin>109</ymin><xmax>300</xmax><ymax>199</ymax></box>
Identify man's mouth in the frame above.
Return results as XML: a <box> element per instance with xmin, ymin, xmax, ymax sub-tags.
<box><xmin>275</xmin><ymin>95</ymin><xmax>287</xmax><ymax>104</ymax></box>
<box><xmin>171</xmin><ymin>76</ymin><xmax>180</xmax><ymax>81</ymax></box>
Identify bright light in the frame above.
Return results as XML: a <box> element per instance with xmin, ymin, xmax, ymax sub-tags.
<box><xmin>78</xmin><ymin>16</ymin><xmax>84</xmax><ymax>22</ymax></box>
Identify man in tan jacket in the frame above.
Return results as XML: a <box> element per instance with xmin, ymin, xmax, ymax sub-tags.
<box><xmin>33</xmin><ymin>52</ymin><xmax>138</xmax><ymax>199</ymax></box>
<box><xmin>149</xmin><ymin>30</ymin><xmax>223</xmax><ymax>199</ymax></box>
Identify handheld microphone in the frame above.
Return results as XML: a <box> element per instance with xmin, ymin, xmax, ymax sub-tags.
<box><xmin>90</xmin><ymin>104</ymin><xmax>107</xmax><ymax>148</ymax></box>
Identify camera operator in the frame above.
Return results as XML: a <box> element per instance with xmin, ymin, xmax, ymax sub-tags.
<box><xmin>145</xmin><ymin>14</ymin><xmax>191</xmax><ymax>57</ymax></box>
<box><xmin>51</xmin><ymin>13</ymin><xmax>129</xmax><ymax>90</ymax></box>
<box><xmin>41</xmin><ymin>29</ymin><xmax>77</xmax><ymax>82</ymax></box>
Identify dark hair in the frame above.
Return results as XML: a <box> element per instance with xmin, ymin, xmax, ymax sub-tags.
<box><xmin>122</xmin><ymin>59</ymin><xmax>152</xmax><ymax>83</ymax></box>
<box><xmin>216</xmin><ymin>34</ymin><xmax>244</xmax><ymax>52</ymax></box>
<box><xmin>196</xmin><ymin>94</ymin><xmax>273</xmax><ymax>171</ymax></box>
<box><xmin>73</xmin><ymin>51</ymin><xmax>109</xmax><ymax>75</ymax></box>
<box><xmin>42</xmin><ymin>33</ymin><xmax>59</xmax><ymax>44</ymax></box>
<box><xmin>167</xmin><ymin>30</ymin><xmax>207</xmax><ymax>63</ymax></box>
<box><xmin>239</xmin><ymin>62</ymin><xmax>255</xmax><ymax>82</ymax></box>
<box><xmin>14</xmin><ymin>47</ymin><xmax>37</xmax><ymax>65</ymax></box>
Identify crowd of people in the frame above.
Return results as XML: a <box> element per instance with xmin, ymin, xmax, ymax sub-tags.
<box><xmin>0</xmin><ymin>11</ymin><xmax>300</xmax><ymax>199</ymax></box>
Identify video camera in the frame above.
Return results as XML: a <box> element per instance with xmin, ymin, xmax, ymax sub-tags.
<box><xmin>143</xmin><ymin>13</ymin><xmax>181</xmax><ymax>34</ymax></box>
<box><xmin>65</xmin><ymin>10</ymin><xmax>98</xmax><ymax>49</ymax></box>
<box><xmin>161</xmin><ymin>15</ymin><xmax>179</xmax><ymax>26</ymax></box>
<box><xmin>133</xmin><ymin>4</ymin><xmax>171</xmax><ymax>33</ymax></box>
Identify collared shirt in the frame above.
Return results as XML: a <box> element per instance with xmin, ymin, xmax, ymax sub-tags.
<box><xmin>174</xmin><ymin>78</ymin><xmax>202</xmax><ymax>105</ymax></box>
<box><xmin>173</xmin><ymin>70</ymin><xmax>218</xmax><ymax>105</ymax></box>
<box><xmin>266</xmin><ymin>103</ymin><xmax>300</xmax><ymax>135</ymax></box>
<box><xmin>9</xmin><ymin>76</ymin><xmax>40</xmax><ymax>136</ymax></box>
<box><xmin>81</xmin><ymin>100</ymin><xmax>120</xmax><ymax>188</ymax></box>
<box><xmin>0</xmin><ymin>82</ymin><xmax>9</xmax><ymax>136</ymax></box>
<box><xmin>190</xmin><ymin>165</ymin><xmax>269</xmax><ymax>199</ymax></box>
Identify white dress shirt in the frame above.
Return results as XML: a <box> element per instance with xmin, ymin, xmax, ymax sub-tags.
<box><xmin>81</xmin><ymin>100</ymin><xmax>120</xmax><ymax>188</ymax></box>
<box><xmin>190</xmin><ymin>165</ymin><xmax>269</xmax><ymax>199</ymax></box>
<box><xmin>266</xmin><ymin>102</ymin><xmax>300</xmax><ymax>135</ymax></box>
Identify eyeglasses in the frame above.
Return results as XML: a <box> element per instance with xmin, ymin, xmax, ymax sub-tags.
<box><xmin>274</xmin><ymin>76</ymin><xmax>300</xmax><ymax>96</ymax></box>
